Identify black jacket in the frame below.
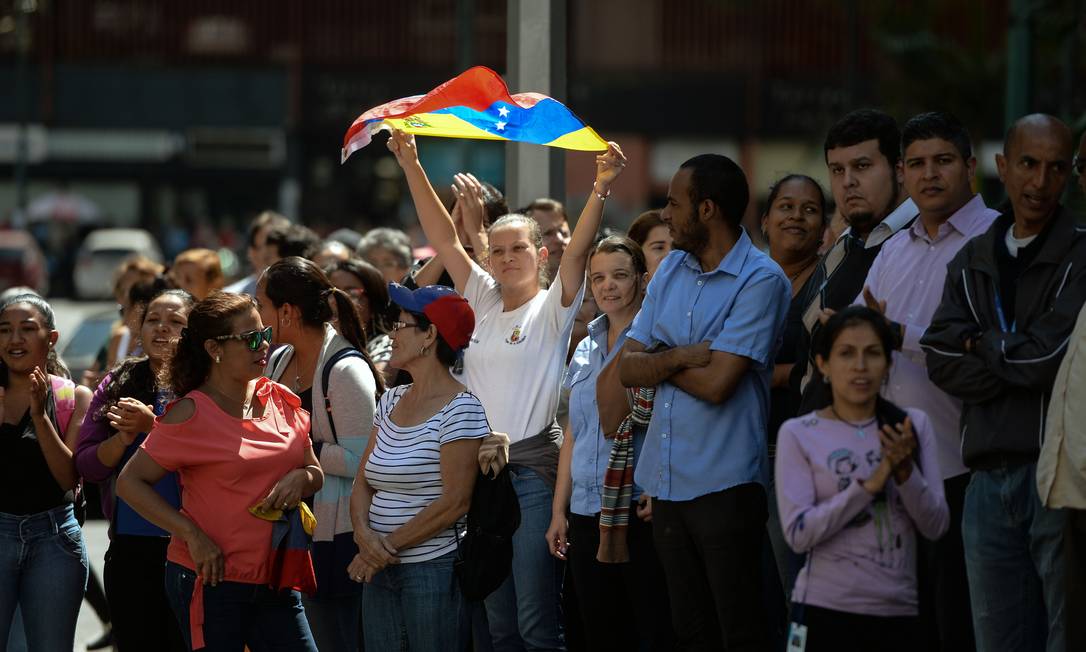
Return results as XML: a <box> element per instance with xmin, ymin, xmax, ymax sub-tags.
<box><xmin>921</xmin><ymin>207</ymin><xmax>1086</xmax><ymax>468</ymax></box>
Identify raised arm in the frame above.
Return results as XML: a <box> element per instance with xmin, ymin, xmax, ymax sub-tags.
<box><xmin>412</xmin><ymin>175</ymin><xmax>492</xmax><ymax>288</ymax></box>
<box><xmin>386</xmin><ymin>129</ymin><xmax>474</xmax><ymax>293</ymax></box>
<box><xmin>558</xmin><ymin>142</ymin><xmax>627</xmax><ymax>307</ymax></box>
<box><xmin>29</xmin><ymin>369</ymin><xmax>90</xmax><ymax>491</ymax></box>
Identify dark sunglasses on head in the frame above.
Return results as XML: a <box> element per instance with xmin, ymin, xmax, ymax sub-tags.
<box><xmin>213</xmin><ymin>326</ymin><xmax>273</xmax><ymax>351</ymax></box>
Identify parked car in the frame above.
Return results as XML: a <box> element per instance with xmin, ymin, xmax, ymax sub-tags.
<box><xmin>0</xmin><ymin>230</ymin><xmax>49</xmax><ymax>295</ymax></box>
<box><xmin>58</xmin><ymin>306</ymin><xmax>116</xmax><ymax>385</ymax></box>
<box><xmin>74</xmin><ymin>228</ymin><xmax>163</xmax><ymax>300</ymax></box>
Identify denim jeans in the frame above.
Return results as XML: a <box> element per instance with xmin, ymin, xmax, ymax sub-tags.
<box><xmin>164</xmin><ymin>562</ymin><xmax>318</xmax><ymax>652</ymax></box>
<box><xmin>362</xmin><ymin>550</ymin><xmax>464</xmax><ymax>651</ymax></box>
<box><xmin>0</xmin><ymin>504</ymin><xmax>89</xmax><ymax>651</ymax></box>
<box><xmin>484</xmin><ymin>465</ymin><xmax>565</xmax><ymax>652</ymax></box>
<box><xmin>962</xmin><ymin>463</ymin><xmax>1066</xmax><ymax>652</ymax></box>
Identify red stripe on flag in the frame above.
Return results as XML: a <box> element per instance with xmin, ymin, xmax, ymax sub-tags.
<box><xmin>343</xmin><ymin>66</ymin><xmax>519</xmax><ymax>151</ymax></box>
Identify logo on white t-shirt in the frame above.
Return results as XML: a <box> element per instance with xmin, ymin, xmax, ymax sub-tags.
<box><xmin>505</xmin><ymin>325</ymin><xmax>527</xmax><ymax>345</ymax></box>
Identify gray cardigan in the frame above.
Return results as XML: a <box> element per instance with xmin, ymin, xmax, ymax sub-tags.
<box><xmin>267</xmin><ymin>323</ymin><xmax>378</xmax><ymax>541</ymax></box>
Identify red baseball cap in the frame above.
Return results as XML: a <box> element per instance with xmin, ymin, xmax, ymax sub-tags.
<box><xmin>387</xmin><ymin>283</ymin><xmax>475</xmax><ymax>351</ymax></box>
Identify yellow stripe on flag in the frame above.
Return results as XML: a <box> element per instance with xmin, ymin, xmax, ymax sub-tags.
<box><xmin>383</xmin><ymin>114</ymin><xmax>509</xmax><ymax>143</ymax></box>
<box><xmin>545</xmin><ymin>126</ymin><xmax>609</xmax><ymax>151</ymax></box>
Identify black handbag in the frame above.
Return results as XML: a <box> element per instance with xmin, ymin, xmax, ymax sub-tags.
<box><xmin>454</xmin><ymin>467</ymin><xmax>521</xmax><ymax>601</ymax></box>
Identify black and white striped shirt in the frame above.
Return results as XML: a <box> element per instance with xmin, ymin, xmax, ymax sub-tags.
<box><xmin>365</xmin><ymin>384</ymin><xmax>490</xmax><ymax>562</ymax></box>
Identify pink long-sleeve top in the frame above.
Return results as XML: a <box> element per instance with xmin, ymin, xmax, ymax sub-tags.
<box><xmin>775</xmin><ymin>407</ymin><xmax>949</xmax><ymax>617</ymax></box>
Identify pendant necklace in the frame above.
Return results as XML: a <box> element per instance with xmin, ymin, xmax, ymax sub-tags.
<box><xmin>829</xmin><ymin>405</ymin><xmax>877</xmax><ymax>438</ymax></box>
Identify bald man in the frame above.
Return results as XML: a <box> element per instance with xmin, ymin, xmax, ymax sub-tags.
<box><xmin>922</xmin><ymin>114</ymin><xmax>1086</xmax><ymax>652</ymax></box>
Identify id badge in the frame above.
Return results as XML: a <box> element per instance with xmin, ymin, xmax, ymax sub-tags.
<box><xmin>786</xmin><ymin>622</ymin><xmax>808</xmax><ymax>652</ymax></box>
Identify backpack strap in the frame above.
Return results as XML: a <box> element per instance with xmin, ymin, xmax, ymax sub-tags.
<box><xmin>50</xmin><ymin>375</ymin><xmax>86</xmax><ymax>524</ymax></box>
<box><xmin>49</xmin><ymin>375</ymin><xmax>77</xmax><ymax>435</ymax></box>
<box><xmin>266</xmin><ymin>345</ymin><xmax>292</xmax><ymax>382</ymax></box>
<box><xmin>320</xmin><ymin>348</ymin><xmax>366</xmax><ymax>445</ymax></box>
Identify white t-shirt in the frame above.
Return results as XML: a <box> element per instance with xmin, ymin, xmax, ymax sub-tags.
<box><xmin>460</xmin><ymin>261</ymin><xmax>585</xmax><ymax>443</ymax></box>
<box><xmin>1005</xmin><ymin>226</ymin><xmax>1038</xmax><ymax>258</ymax></box>
<box><xmin>364</xmin><ymin>385</ymin><xmax>491</xmax><ymax>563</ymax></box>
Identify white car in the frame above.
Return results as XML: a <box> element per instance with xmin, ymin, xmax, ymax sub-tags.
<box><xmin>73</xmin><ymin>228</ymin><xmax>163</xmax><ymax>300</ymax></box>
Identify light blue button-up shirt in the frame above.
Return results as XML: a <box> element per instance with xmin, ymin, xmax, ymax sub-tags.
<box><xmin>564</xmin><ymin>314</ymin><xmax>646</xmax><ymax>516</ymax></box>
<box><xmin>627</xmin><ymin>230</ymin><xmax>791</xmax><ymax>501</ymax></box>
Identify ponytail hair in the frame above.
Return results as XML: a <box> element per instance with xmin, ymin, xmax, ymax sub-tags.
<box><xmin>166</xmin><ymin>292</ymin><xmax>254</xmax><ymax>397</ymax></box>
<box><xmin>263</xmin><ymin>257</ymin><xmax>386</xmax><ymax>396</ymax></box>
<box><xmin>0</xmin><ymin>293</ymin><xmax>69</xmax><ymax>386</ymax></box>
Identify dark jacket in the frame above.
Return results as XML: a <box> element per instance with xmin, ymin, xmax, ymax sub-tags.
<box><xmin>921</xmin><ymin>207</ymin><xmax>1086</xmax><ymax>468</ymax></box>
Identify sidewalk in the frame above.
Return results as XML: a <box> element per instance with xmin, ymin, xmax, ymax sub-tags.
<box><xmin>76</xmin><ymin>519</ymin><xmax>112</xmax><ymax>652</ymax></box>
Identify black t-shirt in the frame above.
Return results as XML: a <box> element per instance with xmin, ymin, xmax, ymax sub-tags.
<box><xmin>0</xmin><ymin>401</ymin><xmax>69</xmax><ymax>515</ymax></box>
<box><xmin>768</xmin><ymin>274</ymin><xmax>818</xmax><ymax>451</ymax></box>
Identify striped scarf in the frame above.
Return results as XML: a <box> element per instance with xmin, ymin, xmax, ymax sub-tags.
<box><xmin>597</xmin><ymin>386</ymin><xmax>655</xmax><ymax>563</ymax></box>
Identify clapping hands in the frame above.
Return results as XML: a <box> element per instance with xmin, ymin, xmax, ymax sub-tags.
<box><xmin>108</xmin><ymin>397</ymin><xmax>156</xmax><ymax>444</ymax></box>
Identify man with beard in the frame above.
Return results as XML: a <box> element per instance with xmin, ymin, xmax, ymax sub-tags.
<box><xmin>923</xmin><ymin>114</ymin><xmax>1086</xmax><ymax>652</ymax></box>
<box><xmin>859</xmin><ymin>111</ymin><xmax>999</xmax><ymax>651</ymax></box>
<box><xmin>617</xmin><ymin>154</ymin><xmax>790</xmax><ymax>650</ymax></box>
<box><xmin>791</xmin><ymin>109</ymin><xmax>918</xmax><ymax>414</ymax></box>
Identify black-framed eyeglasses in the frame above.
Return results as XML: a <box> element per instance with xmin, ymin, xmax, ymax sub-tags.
<box><xmin>213</xmin><ymin>326</ymin><xmax>273</xmax><ymax>351</ymax></box>
<box><xmin>1074</xmin><ymin>155</ymin><xmax>1085</xmax><ymax>177</ymax></box>
<box><xmin>391</xmin><ymin>320</ymin><xmax>423</xmax><ymax>332</ymax></box>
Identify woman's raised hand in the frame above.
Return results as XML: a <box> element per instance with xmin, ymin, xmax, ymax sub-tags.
<box><xmin>594</xmin><ymin>141</ymin><xmax>628</xmax><ymax>192</ymax></box>
<box><xmin>453</xmin><ymin>173</ymin><xmax>488</xmax><ymax>235</ymax></box>
<box><xmin>28</xmin><ymin>367</ymin><xmax>48</xmax><ymax>419</ymax></box>
<box><xmin>385</xmin><ymin>128</ymin><xmax>419</xmax><ymax>168</ymax></box>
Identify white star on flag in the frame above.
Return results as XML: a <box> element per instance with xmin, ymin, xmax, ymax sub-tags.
<box><xmin>496</xmin><ymin>121</ymin><xmax>506</xmax><ymax>131</ymax></box>
<box><xmin>498</xmin><ymin>106</ymin><xmax>510</xmax><ymax>118</ymax></box>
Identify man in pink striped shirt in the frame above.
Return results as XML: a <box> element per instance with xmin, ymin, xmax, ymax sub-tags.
<box><xmin>857</xmin><ymin>111</ymin><xmax>998</xmax><ymax>651</ymax></box>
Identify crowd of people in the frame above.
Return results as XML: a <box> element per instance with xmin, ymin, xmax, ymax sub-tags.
<box><xmin>1</xmin><ymin>106</ymin><xmax>1085</xmax><ymax>652</ymax></box>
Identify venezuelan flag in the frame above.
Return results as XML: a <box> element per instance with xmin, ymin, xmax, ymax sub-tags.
<box><xmin>341</xmin><ymin>66</ymin><xmax>607</xmax><ymax>162</ymax></box>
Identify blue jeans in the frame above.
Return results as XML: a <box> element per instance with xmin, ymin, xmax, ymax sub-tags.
<box><xmin>484</xmin><ymin>465</ymin><xmax>565</xmax><ymax>651</ymax></box>
<box><xmin>963</xmin><ymin>463</ymin><xmax>1066</xmax><ymax>652</ymax></box>
<box><xmin>362</xmin><ymin>550</ymin><xmax>464</xmax><ymax>651</ymax></box>
<box><xmin>164</xmin><ymin>562</ymin><xmax>318</xmax><ymax>652</ymax></box>
<box><xmin>0</xmin><ymin>504</ymin><xmax>89</xmax><ymax>652</ymax></box>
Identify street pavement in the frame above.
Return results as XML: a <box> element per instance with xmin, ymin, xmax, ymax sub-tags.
<box><xmin>76</xmin><ymin>519</ymin><xmax>112</xmax><ymax>652</ymax></box>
